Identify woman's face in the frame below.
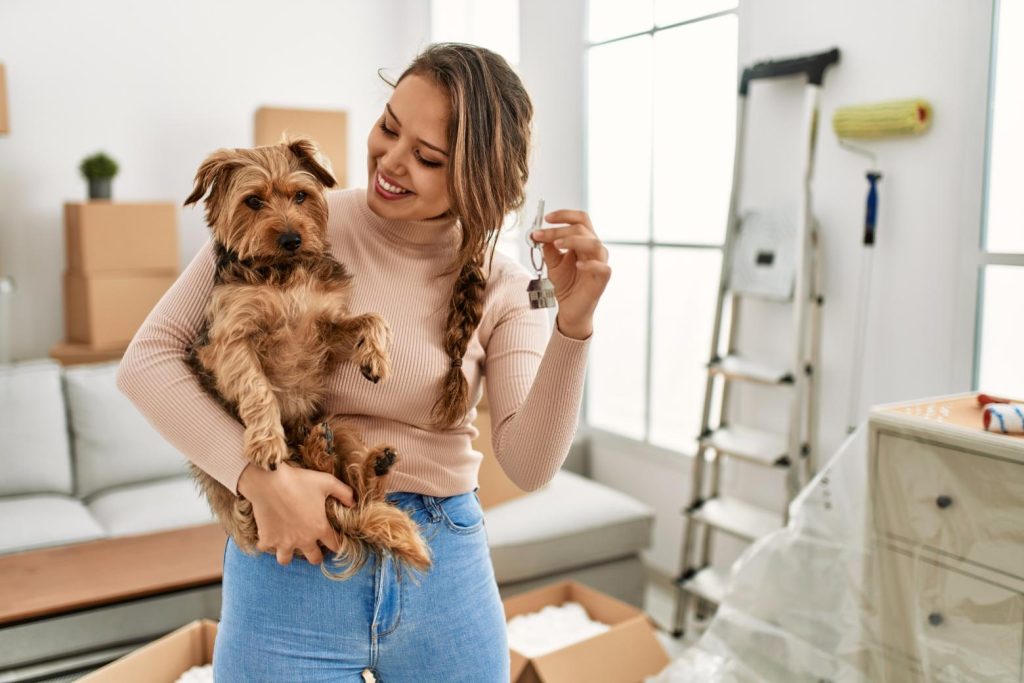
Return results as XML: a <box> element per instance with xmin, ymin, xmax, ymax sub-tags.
<box><xmin>366</xmin><ymin>73</ymin><xmax>451</xmax><ymax>221</ymax></box>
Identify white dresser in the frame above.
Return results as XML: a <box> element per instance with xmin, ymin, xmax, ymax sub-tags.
<box><xmin>866</xmin><ymin>392</ymin><xmax>1024</xmax><ymax>682</ymax></box>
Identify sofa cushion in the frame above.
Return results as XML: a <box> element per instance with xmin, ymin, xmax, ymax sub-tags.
<box><xmin>86</xmin><ymin>475</ymin><xmax>216</xmax><ymax>536</ymax></box>
<box><xmin>0</xmin><ymin>494</ymin><xmax>106</xmax><ymax>555</ymax></box>
<box><xmin>0</xmin><ymin>359</ymin><xmax>74</xmax><ymax>496</ymax></box>
<box><xmin>63</xmin><ymin>360</ymin><xmax>190</xmax><ymax>499</ymax></box>
<box><xmin>484</xmin><ymin>469</ymin><xmax>655</xmax><ymax>584</ymax></box>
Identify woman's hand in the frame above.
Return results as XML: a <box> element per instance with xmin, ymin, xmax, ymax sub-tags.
<box><xmin>530</xmin><ymin>209</ymin><xmax>611</xmax><ymax>340</ymax></box>
<box><xmin>237</xmin><ymin>461</ymin><xmax>356</xmax><ymax>566</ymax></box>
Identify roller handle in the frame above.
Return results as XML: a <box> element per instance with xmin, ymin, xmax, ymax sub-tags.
<box><xmin>739</xmin><ymin>47</ymin><xmax>841</xmax><ymax>95</ymax></box>
<box><xmin>864</xmin><ymin>172</ymin><xmax>882</xmax><ymax>246</ymax></box>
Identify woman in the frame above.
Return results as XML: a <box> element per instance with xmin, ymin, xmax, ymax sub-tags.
<box><xmin>117</xmin><ymin>43</ymin><xmax>610</xmax><ymax>681</ymax></box>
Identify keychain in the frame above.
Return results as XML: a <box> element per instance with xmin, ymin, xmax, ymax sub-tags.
<box><xmin>526</xmin><ymin>198</ymin><xmax>557</xmax><ymax>309</ymax></box>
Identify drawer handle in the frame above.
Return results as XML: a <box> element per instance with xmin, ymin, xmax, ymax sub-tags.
<box><xmin>928</xmin><ymin>612</ymin><xmax>944</xmax><ymax>627</ymax></box>
<box><xmin>935</xmin><ymin>495</ymin><xmax>953</xmax><ymax>509</ymax></box>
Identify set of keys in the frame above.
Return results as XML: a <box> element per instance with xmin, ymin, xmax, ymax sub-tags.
<box><xmin>526</xmin><ymin>198</ymin><xmax>557</xmax><ymax>310</ymax></box>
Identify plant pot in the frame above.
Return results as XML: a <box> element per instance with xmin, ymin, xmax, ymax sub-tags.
<box><xmin>88</xmin><ymin>177</ymin><xmax>112</xmax><ymax>200</ymax></box>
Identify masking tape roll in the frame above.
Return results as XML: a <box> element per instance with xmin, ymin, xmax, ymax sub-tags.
<box><xmin>832</xmin><ymin>99</ymin><xmax>932</xmax><ymax>139</ymax></box>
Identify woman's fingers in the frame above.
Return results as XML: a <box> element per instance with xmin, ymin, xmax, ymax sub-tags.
<box><xmin>320</xmin><ymin>529</ymin><xmax>341</xmax><ymax>555</ymax></box>
<box><xmin>301</xmin><ymin>543</ymin><xmax>325</xmax><ymax>566</ymax></box>
<box><xmin>552</xmin><ymin>234</ymin><xmax>609</xmax><ymax>261</ymax></box>
<box><xmin>544</xmin><ymin>209</ymin><xmax>594</xmax><ymax>231</ymax></box>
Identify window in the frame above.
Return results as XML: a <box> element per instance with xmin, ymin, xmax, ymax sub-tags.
<box><xmin>977</xmin><ymin>0</ymin><xmax>1024</xmax><ymax>398</ymax></box>
<box><xmin>584</xmin><ymin>1</ymin><xmax>738</xmax><ymax>450</ymax></box>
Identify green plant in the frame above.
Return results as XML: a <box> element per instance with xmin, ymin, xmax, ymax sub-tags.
<box><xmin>79</xmin><ymin>152</ymin><xmax>119</xmax><ymax>180</ymax></box>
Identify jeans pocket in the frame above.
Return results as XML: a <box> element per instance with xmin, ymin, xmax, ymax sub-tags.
<box><xmin>439</xmin><ymin>492</ymin><xmax>485</xmax><ymax>534</ymax></box>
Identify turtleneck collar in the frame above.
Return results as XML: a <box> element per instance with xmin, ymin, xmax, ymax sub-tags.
<box><xmin>356</xmin><ymin>187</ymin><xmax>461</xmax><ymax>252</ymax></box>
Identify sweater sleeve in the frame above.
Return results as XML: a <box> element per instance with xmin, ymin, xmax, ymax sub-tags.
<box><xmin>115</xmin><ymin>237</ymin><xmax>251</xmax><ymax>496</ymax></box>
<box><xmin>483</xmin><ymin>268</ymin><xmax>592</xmax><ymax>491</ymax></box>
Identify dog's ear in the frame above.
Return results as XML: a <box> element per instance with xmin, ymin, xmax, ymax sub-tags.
<box><xmin>184</xmin><ymin>148</ymin><xmax>243</xmax><ymax>225</ymax></box>
<box><xmin>288</xmin><ymin>137</ymin><xmax>338</xmax><ymax>189</ymax></box>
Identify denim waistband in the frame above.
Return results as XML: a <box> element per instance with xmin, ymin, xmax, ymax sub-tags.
<box><xmin>385</xmin><ymin>485</ymin><xmax>479</xmax><ymax>509</ymax></box>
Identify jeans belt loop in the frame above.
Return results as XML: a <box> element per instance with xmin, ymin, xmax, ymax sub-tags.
<box><xmin>422</xmin><ymin>494</ymin><xmax>443</xmax><ymax>522</ymax></box>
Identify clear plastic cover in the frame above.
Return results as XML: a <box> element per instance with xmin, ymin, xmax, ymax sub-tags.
<box><xmin>648</xmin><ymin>410</ymin><xmax>1024</xmax><ymax>683</ymax></box>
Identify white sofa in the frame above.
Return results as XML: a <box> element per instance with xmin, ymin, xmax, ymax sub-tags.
<box><xmin>0</xmin><ymin>357</ymin><xmax>655</xmax><ymax>679</ymax></box>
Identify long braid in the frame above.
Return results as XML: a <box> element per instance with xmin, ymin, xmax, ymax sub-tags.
<box><xmin>429</xmin><ymin>251</ymin><xmax>487</xmax><ymax>430</ymax></box>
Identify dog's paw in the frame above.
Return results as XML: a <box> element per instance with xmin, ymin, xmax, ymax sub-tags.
<box><xmin>248</xmin><ymin>437</ymin><xmax>288</xmax><ymax>471</ymax></box>
<box><xmin>360</xmin><ymin>364</ymin><xmax>381</xmax><ymax>384</ymax></box>
<box><xmin>372</xmin><ymin>447</ymin><xmax>398</xmax><ymax>476</ymax></box>
<box><xmin>309</xmin><ymin>421</ymin><xmax>333</xmax><ymax>454</ymax></box>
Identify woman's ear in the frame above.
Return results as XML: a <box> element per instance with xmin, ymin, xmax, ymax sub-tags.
<box><xmin>287</xmin><ymin>136</ymin><xmax>338</xmax><ymax>189</ymax></box>
<box><xmin>184</xmin><ymin>148</ymin><xmax>243</xmax><ymax>226</ymax></box>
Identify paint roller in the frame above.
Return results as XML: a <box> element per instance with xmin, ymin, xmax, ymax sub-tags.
<box><xmin>833</xmin><ymin>99</ymin><xmax>933</xmax><ymax>434</ymax></box>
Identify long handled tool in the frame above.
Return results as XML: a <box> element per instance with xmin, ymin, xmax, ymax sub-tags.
<box><xmin>833</xmin><ymin>99</ymin><xmax>933</xmax><ymax>434</ymax></box>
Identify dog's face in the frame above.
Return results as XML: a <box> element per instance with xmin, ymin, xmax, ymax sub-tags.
<box><xmin>184</xmin><ymin>136</ymin><xmax>337</xmax><ymax>260</ymax></box>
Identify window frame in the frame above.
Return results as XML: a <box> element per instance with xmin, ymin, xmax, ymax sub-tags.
<box><xmin>974</xmin><ymin>0</ymin><xmax>1024</xmax><ymax>391</ymax></box>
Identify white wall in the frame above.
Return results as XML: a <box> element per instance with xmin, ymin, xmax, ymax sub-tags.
<box><xmin>0</xmin><ymin>0</ymin><xmax>432</xmax><ymax>361</ymax></box>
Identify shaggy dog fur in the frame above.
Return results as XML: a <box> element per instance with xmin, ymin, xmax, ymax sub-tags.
<box><xmin>181</xmin><ymin>135</ymin><xmax>432</xmax><ymax>583</ymax></box>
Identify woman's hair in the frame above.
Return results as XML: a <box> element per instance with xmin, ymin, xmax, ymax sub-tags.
<box><xmin>380</xmin><ymin>42</ymin><xmax>533</xmax><ymax>431</ymax></box>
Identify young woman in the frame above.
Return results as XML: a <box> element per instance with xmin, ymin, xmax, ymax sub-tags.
<box><xmin>117</xmin><ymin>42</ymin><xmax>610</xmax><ymax>681</ymax></box>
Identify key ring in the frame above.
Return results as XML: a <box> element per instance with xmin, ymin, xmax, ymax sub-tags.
<box><xmin>527</xmin><ymin>198</ymin><xmax>545</xmax><ymax>273</ymax></box>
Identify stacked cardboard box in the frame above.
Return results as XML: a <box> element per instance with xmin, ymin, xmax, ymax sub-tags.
<box><xmin>254</xmin><ymin>106</ymin><xmax>348</xmax><ymax>187</ymax></box>
<box><xmin>0</xmin><ymin>63</ymin><xmax>9</xmax><ymax>135</ymax></box>
<box><xmin>50</xmin><ymin>202</ymin><xmax>179</xmax><ymax>365</ymax></box>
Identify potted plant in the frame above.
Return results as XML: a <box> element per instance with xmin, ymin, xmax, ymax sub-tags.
<box><xmin>79</xmin><ymin>152</ymin><xmax>119</xmax><ymax>200</ymax></box>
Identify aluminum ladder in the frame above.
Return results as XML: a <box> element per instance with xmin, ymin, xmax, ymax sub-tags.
<box><xmin>671</xmin><ymin>47</ymin><xmax>840</xmax><ymax>638</ymax></box>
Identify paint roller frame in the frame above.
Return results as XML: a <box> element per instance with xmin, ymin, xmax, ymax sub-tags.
<box><xmin>834</xmin><ymin>98</ymin><xmax>934</xmax><ymax>434</ymax></box>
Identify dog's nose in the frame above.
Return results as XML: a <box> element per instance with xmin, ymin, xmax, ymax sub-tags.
<box><xmin>278</xmin><ymin>232</ymin><xmax>302</xmax><ymax>252</ymax></box>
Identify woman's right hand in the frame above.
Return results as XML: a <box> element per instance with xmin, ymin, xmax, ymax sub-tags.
<box><xmin>237</xmin><ymin>461</ymin><xmax>356</xmax><ymax>566</ymax></box>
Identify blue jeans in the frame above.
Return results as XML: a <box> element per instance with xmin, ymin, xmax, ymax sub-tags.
<box><xmin>212</xmin><ymin>486</ymin><xmax>509</xmax><ymax>682</ymax></box>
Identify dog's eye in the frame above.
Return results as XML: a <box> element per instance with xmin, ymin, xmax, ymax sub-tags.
<box><xmin>294</xmin><ymin>191</ymin><xmax>306</xmax><ymax>205</ymax></box>
<box><xmin>244</xmin><ymin>196</ymin><xmax>264</xmax><ymax>210</ymax></box>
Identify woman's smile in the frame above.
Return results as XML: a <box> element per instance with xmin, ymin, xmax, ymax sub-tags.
<box><xmin>374</xmin><ymin>169</ymin><xmax>414</xmax><ymax>200</ymax></box>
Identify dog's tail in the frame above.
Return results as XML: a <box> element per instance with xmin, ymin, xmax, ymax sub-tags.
<box><xmin>321</xmin><ymin>500</ymin><xmax>433</xmax><ymax>585</ymax></box>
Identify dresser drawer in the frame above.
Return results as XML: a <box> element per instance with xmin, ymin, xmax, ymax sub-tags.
<box><xmin>874</xmin><ymin>432</ymin><xmax>1024</xmax><ymax>578</ymax></box>
<box><xmin>873</xmin><ymin>549</ymin><xmax>1024</xmax><ymax>682</ymax></box>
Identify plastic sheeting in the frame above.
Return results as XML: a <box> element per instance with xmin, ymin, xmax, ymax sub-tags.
<box><xmin>647</xmin><ymin>422</ymin><xmax>1024</xmax><ymax>683</ymax></box>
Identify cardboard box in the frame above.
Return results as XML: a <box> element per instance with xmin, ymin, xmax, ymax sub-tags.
<box><xmin>254</xmin><ymin>106</ymin><xmax>348</xmax><ymax>187</ymax></box>
<box><xmin>503</xmin><ymin>580</ymin><xmax>671</xmax><ymax>682</ymax></box>
<box><xmin>49</xmin><ymin>340</ymin><xmax>126</xmax><ymax>365</ymax></box>
<box><xmin>78</xmin><ymin>618</ymin><xmax>216</xmax><ymax>683</ymax></box>
<box><xmin>64</xmin><ymin>271</ymin><xmax>177</xmax><ymax>348</ymax></box>
<box><xmin>65</xmin><ymin>202</ymin><xmax>178</xmax><ymax>275</ymax></box>
<box><xmin>0</xmin><ymin>63</ymin><xmax>9</xmax><ymax>135</ymax></box>
<box><xmin>83</xmin><ymin>582</ymin><xmax>670</xmax><ymax>683</ymax></box>
<box><xmin>472</xmin><ymin>384</ymin><xmax>534</xmax><ymax>509</ymax></box>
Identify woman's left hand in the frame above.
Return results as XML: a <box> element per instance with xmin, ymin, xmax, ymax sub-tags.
<box><xmin>530</xmin><ymin>209</ymin><xmax>611</xmax><ymax>340</ymax></box>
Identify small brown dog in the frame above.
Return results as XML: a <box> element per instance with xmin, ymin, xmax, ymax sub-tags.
<box><xmin>182</xmin><ymin>135</ymin><xmax>432</xmax><ymax>583</ymax></box>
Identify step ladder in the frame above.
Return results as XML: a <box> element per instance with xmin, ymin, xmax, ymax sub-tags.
<box><xmin>671</xmin><ymin>47</ymin><xmax>840</xmax><ymax>638</ymax></box>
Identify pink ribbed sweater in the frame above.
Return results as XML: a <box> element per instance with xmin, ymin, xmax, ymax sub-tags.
<box><xmin>115</xmin><ymin>187</ymin><xmax>591</xmax><ymax>498</ymax></box>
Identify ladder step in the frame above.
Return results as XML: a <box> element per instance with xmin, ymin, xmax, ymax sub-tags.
<box><xmin>709</xmin><ymin>354</ymin><xmax>793</xmax><ymax>385</ymax></box>
<box><xmin>700</xmin><ymin>425</ymin><xmax>790</xmax><ymax>467</ymax></box>
<box><xmin>679</xmin><ymin>565</ymin><xmax>729</xmax><ymax>605</ymax></box>
<box><xmin>690</xmin><ymin>496</ymin><xmax>782</xmax><ymax>541</ymax></box>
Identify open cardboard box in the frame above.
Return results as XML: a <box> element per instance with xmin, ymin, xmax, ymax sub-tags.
<box><xmin>83</xmin><ymin>580</ymin><xmax>669</xmax><ymax>682</ymax></box>
<box><xmin>504</xmin><ymin>579</ymin><xmax>670</xmax><ymax>683</ymax></box>
<box><xmin>79</xmin><ymin>618</ymin><xmax>216</xmax><ymax>682</ymax></box>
